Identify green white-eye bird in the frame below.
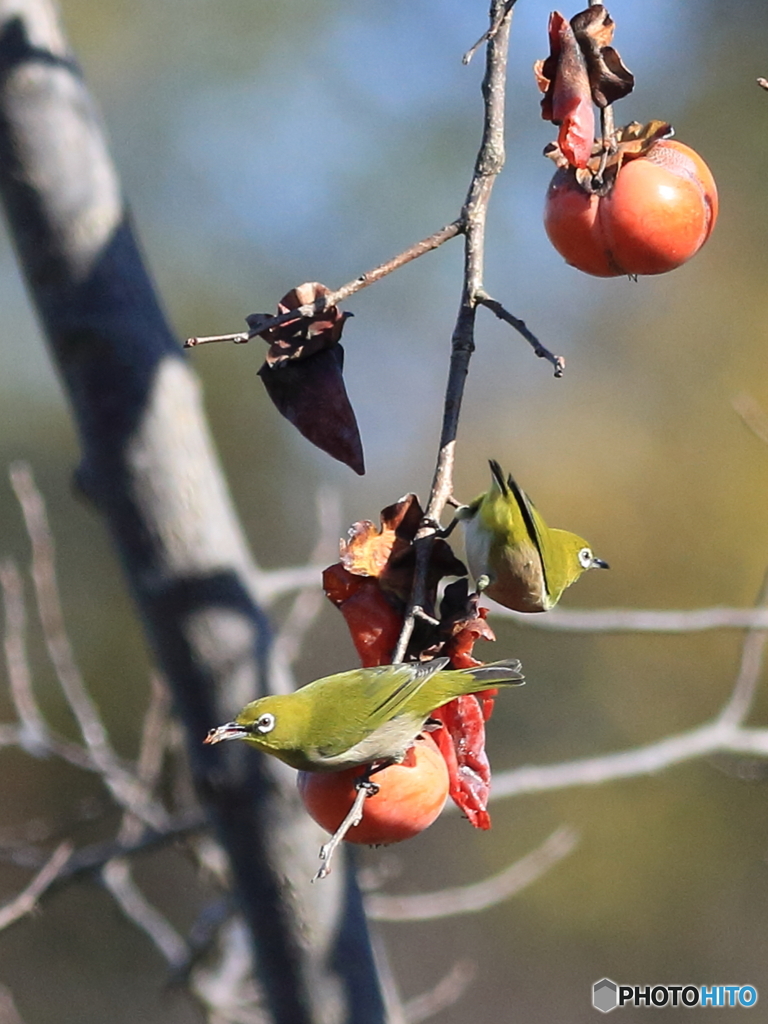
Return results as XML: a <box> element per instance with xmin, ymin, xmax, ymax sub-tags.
<box><xmin>204</xmin><ymin>657</ymin><xmax>523</xmax><ymax>772</ymax></box>
<box><xmin>457</xmin><ymin>460</ymin><xmax>608</xmax><ymax>613</ymax></box>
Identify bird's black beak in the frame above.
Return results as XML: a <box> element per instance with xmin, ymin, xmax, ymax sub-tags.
<box><xmin>592</xmin><ymin>558</ymin><xmax>610</xmax><ymax>570</ymax></box>
<box><xmin>204</xmin><ymin>722</ymin><xmax>249</xmax><ymax>745</ymax></box>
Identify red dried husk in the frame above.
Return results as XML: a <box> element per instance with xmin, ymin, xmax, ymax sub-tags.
<box><xmin>535</xmin><ymin>6</ymin><xmax>633</xmax><ymax>170</ymax></box>
<box><xmin>431</xmin><ymin>582</ymin><xmax>500</xmax><ymax>828</ymax></box>
<box><xmin>251</xmin><ymin>282</ymin><xmax>364</xmax><ymax>475</ymax></box>
<box><xmin>431</xmin><ymin>695</ymin><xmax>493</xmax><ymax>830</ymax></box>
<box><xmin>535</xmin><ymin>11</ymin><xmax>594</xmax><ymax>168</ymax></box>
<box><xmin>322</xmin><ymin>563</ymin><xmax>403</xmax><ymax>668</ymax></box>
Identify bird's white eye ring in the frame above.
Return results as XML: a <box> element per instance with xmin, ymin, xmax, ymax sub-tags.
<box><xmin>578</xmin><ymin>547</ymin><xmax>593</xmax><ymax>569</ymax></box>
<box><xmin>255</xmin><ymin>712</ymin><xmax>276</xmax><ymax>734</ymax></box>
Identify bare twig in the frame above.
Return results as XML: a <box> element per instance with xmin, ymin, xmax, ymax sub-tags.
<box><xmin>403</xmin><ymin>961</ymin><xmax>477</xmax><ymax>1024</ymax></box>
<box><xmin>489</xmin><ymin>604</ymin><xmax>768</xmax><ymax>632</ymax></box>
<box><xmin>10</xmin><ymin>463</ymin><xmax>116</xmax><ymax>761</ymax></box>
<box><xmin>487</xmin><ymin>582</ymin><xmax>768</xmax><ymax>801</ymax></box>
<box><xmin>99</xmin><ymin>673</ymin><xmax>191</xmax><ymax>965</ymax></box>
<box><xmin>716</xmin><ymin>569</ymin><xmax>768</xmax><ymax>726</ymax></box>
<box><xmin>0</xmin><ymin>984</ymin><xmax>26</xmax><ymax>1024</ymax></box>
<box><xmin>0</xmin><ymin>841</ymin><xmax>72</xmax><ymax>932</ymax></box>
<box><xmin>0</xmin><ymin>808</ymin><xmax>207</xmax><ymax>877</ymax></box>
<box><xmin>394</xmin><ymin>0</ymin><xmax>513</xmax><ymax>663</ymax></box>
<box><xmin>251</xmin><ymin>564</ymin><xmax>328</xmax><ymax>604</ymax></box>
<box><xmin>1</xmin><ymin>558</ymin><xmax>92</xmax><ymax>766</ymax></box>
<box><xmin>134</xmin><ymin>673</ymin><xmax>173</xmax><ymax>796</ymax></box>
<box><xmin>462</xmin><ymin>0</ymin><xmax>517</xmax><ymax>65</ymax></box>
<box><xmin>248</xmin><ymin>565</ymin><xmax>768</xmax><ymax>635</ymax></box>
<box><xmin>101</xmin><ymin>858</ymin><xmax>189</xmax><ymax>968</ymax></box>
<box><xmin>366</xmin><ymin>826</ymin><xmax>577</xmax><ymax>921</ymax></box>
<box><xmin>476</xmin><ymin>291</ymin><xmax>565</xmax><ymax>376</ymax></box>
<box><xmin>9</xmin><ymin>464</ymin><xmax>167</xmax><ymax>830</ymax></box>
<box><xmin>189</xmin><ymin>917</ymin><xmax>265</xmax><ymax>1024</ymax></box>
<box><xmin>315</xmin><ymin>782</ymin><xmax>376</xmax><ymax>881</ymax></box>
<box><xmin>185</xmin><ymin>220</ymin><xmax>463</xmax><ymax>348</ymax></box>
<box><xmin>0</xmin><ymin>558</ymin><xmax>46</xmax><ymax>748</ymax></box>
<box><xmin>490</xmin><ymin>721</ymin><xmax>768</xmax><ymax>800</ymax></box>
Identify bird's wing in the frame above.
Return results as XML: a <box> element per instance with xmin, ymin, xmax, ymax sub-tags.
<box><xmin>504</xmin><ymin>474</ymin><xmax>552</xmax><ymax>600</ymax></box>
<box><xmin>311</xmin><ymin>659</ymin><xmax>450</xmax><ymax>759</ymax></box>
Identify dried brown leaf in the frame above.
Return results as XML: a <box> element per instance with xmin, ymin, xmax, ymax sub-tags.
<box><xmin>571</xmin><ymin>5</ymin><xmax>634</xmax><ymax>108</ymax></box>
<box><xmin>258</xmin><ymin>344</ymin><xmax>365</xmax><ymax>475</ymax></box>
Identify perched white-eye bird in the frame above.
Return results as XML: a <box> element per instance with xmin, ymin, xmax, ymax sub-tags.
<box><xmin>204</xmin><ymin>657</ymin><xmax>523</xmax><ymax>772</ymax></box>
<box><xmin>457</xmin><ymin>460</ymin><xmax>608</xmax><ymax>613</ymax></box>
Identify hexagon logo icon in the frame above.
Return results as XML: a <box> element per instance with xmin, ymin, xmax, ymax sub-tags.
<box><xmin>593</xmin><ymin>979</ymin><xmax>619</xmax><ymax>1013</ymax></box>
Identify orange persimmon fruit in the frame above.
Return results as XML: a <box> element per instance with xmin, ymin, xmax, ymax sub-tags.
<box><xmin>544</xmin><ymin>140</ymin><xmax>718</xmax><ymax>277</ymax></box>
<box><xmin>297</xmin><ymin>733</ymin><xmax>449</xmax><ymax>845</ymax></box>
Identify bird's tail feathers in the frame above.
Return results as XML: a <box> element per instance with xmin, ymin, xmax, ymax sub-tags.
<box><xmin>462</xmin><ymin>658</ymin><xmax>524</xmax><ymax>685</ymax></box>
<box><xmin>488</xmin><ymin>459</ymin><xmax>508</xmax><ymax>495</ymax></box>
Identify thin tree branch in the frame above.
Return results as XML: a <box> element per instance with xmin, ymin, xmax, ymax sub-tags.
<box><xmin>248</xmin><ymin>566</ymin><xmax>768</xmax><ymax>634</ymax></box>
<box><xmin>489</xmin><ymin>721</ymin><xmax>768</xmax><ymax>800</ymax></box>
<box><xmin>462</xmin><ymin>0</ymin><xmax>517</xmax><ymax>65</ymax></box>
<box><xmin>0</xmin><ymin>841</ymin><xmax>72</xmax><ymax>932</ymax></box>
<box><xmin>716</xmin><ymin>569</ymin><xmax>768</xmax><ymax>726</ymax></box>
<box><xmin>100</xmin><ymin>671</ymin><xmax>187</xmax><ymax>965</ymax></box>
<box><xmin>101</xmin><ymin>858</ymin><xmax>189</xmax><ymax>968</ymax></box>
<box><xmin>186</xmin><ymin>220</ymin><xmax>463</xmax><ymax>348</ymax></box>
<box><xmin>491</xmin><ymin>611</ymin><xmax>768</xmax><ymax>801</ymax></box>
<box><xmin>489</xmin><ymin>604</ymin><xmax>768</xmax><ymax>632</ymax></box>
<box><xmin>10</xmin><ymin>463</ymin><xmax>168</xmax><ymax>830</ymax></box>
<box><xmin>10</xmin><ymin>463</ymin><xmax>116</xmax><ymax>762</ymax></box>
<box><xmin>1</xmin><ymin>555</ymin><xmax>116</xmax><ymax>769</ymax></box>
<box><xmin>476</xmin><ymin>290</ymin><xmax>565</xmax><ymax>376</ymax></box>
<box><xmin>0</xmin><ymin>558</ymin><xmax>47</xmax><ymax>749</ymax></box>
<box><xmin>403</xmin><ymin>961</ymin><xmax>477</xmax><ymax>1024</ymax></box>
<box><xmin>252</xmin><ymin>565</ymin><xmax>329</xmax><ymax>604</ymax></box>
<box><xmin>366</xmin><ymin>826</ymin><xmax>577</xmax><ymax>922</ymax></box>
<box><xmin>0</xmin><ymin>808</ymin><xmax>207</xmax><ymax>877</ymax></box>
<box><xmin>190</xmin><ymin>917</ymin><xmax>266</xmax><ymax>1024</ymax></box>
<box><xmin>394</xmin><ymin>0</ymin><xmax>513</xmax><ymax>662</ymax></box>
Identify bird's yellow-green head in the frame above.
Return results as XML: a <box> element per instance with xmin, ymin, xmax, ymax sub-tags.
<box><xmin>204</xmin><ymin>694</ymin><xmax>315</xmax><ymax>769</ymax></box>
<box><xmin>458</xmin><ymin>459</ymin><xmax>608</xmax><ymax>612</ymax></box>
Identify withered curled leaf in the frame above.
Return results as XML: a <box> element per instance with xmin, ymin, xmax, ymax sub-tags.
<box><xmin>324</xmin><ymin>495</ymin><xmax>469</xmax><ymax>665</ymax></box>
<box><xmin>570</xmin><ymin>5</ymin><xmax>634</xmax><ymax>108</ymax></box>
<box><xmin>340</xmin><ymin>494</ymin><xmax>466</xmax><ymax>609</ymax></box>
<box><xmin>252</xmin><ymin>282</ymin><xmax>364</xmax><ymax>475</ymax></box>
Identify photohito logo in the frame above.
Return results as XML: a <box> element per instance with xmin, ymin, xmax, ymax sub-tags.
<box><xmin>592</xmin><ymin>980</ymin><xmax>758</xmax><ymax>1013</ymax></box>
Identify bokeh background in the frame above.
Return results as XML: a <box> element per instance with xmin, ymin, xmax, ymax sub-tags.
<box><xmin>1</xmin><ymin>0</ymin><xmax>768</xmax><ymax>1020</ymax></box>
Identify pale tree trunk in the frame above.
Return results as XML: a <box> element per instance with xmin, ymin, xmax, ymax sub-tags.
<box><xmin>0</xmin><ymin>2</ymin><xmax>387</xmax><ymax>1021</ymax></box>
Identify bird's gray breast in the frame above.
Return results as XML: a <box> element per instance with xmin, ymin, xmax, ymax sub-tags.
<box><xmin>316</xmin><ymin>714</ymin><xmax>425</xmax><ymax>769</ymax></box>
